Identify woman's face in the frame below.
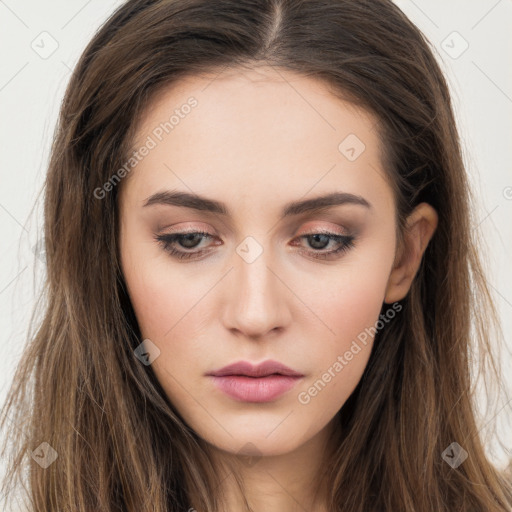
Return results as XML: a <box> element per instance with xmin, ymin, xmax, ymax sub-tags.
<box><xmin>119</xmin><ymin>67</ymin><xmax>404</xmax><ymax>457</ymax></box>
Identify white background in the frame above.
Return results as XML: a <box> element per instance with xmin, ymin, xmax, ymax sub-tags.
<box><xmin>1</xmin><ymin>0</ymin><xmax>511</xmax><ymax>495</ymax></box>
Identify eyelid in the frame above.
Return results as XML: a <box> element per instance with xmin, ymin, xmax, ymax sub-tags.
<box><xmin>296</xmin><ymin>222</ymin><xmax>351</xmax><ymax>238</ymax></box>
<box><xmin>297</xmin><ymin>226</ymin><xmax>347</xmax><ymax>237</ymax></box>
<box><xmin>158</xmin><ymin>222</ymin><xmax>214</xmax><ymax>235</ymax></box>
<box><xmin>157</xmin><ymin>216</ymin><xmax>353</xmax><ymax>235</ymax></box>
<box><xmin>155</xmin><ymin>222</ymin><xmax>354</xmax><ymax>246</ymax></box>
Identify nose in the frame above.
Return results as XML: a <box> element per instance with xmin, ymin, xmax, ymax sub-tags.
<box><xmin>221</xmin><ymin>241</ymin><xmax>291</xmax><ymax>340</ymax></box>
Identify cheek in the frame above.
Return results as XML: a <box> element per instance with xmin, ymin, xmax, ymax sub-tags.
<box><xmin>292</xmin><ymin>242</ymin><xmax>396</xmax><ymax>409</ymax></box>
<box><xmin>120</xmin><ymin>229</ymin><xmax>204</xmax><ymax>341</ymax></box>
<box><xmin>121</xmin><ymin>258</ymin><xmax>210</xmax><ymax>413</ymax></box>
<box><xmin>301</xmin><ymin>253</ymin><xmax>395</xmax><ymax>353</ymax></box>
<box><xmin>124</xmin><ymin>267</ymin><xmax>216</xmax><ymax>388</ymax></box>
<box><xmin>295</xmin><ymin>279</ymin><xmax>383</xmax><ymax>405</ymax></box>
<box><xmin>120</xmin><ymin>241</ymin><xmax>221</xmax><ymax>398</ymax></box>
<box><xmin>123</xmin><ymin>268</ymin><xmax>174</xmax><ymax>340</ymax></box>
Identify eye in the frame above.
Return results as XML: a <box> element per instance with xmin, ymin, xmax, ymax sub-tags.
<box><xmin>154</xmin><ymin>230</ymin><xmax>215</xmax><ymax>260</ymax></box>
<box><xmin>154</xmin><ymin>230</ymin><xmax>355</xmax><ymax>261</ymax></box>
<box><xmin>292</xmin><ymin>232</ymin><xmax>355</xmax><ymax>260</ymax></box>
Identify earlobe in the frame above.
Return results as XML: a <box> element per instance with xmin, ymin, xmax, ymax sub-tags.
<box><xmin>383</xmin><ymin>202</ymin><xmax>438</xmax><ymax>304</ymax></box>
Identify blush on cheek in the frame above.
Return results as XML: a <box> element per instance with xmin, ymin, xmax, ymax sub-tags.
<box><xmin>309</xmin><ymin>280</ymin><xmax>387</xmax><ymax>349</ymax></box>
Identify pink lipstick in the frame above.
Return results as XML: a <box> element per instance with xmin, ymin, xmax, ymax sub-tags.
<box><xmin>206</xmin><ymin>360</ymin><xmax>304</xmax><ymax>403</ymax></box>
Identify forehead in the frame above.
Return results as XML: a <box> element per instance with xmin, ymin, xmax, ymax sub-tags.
<box><xmin>124</xmin><ymin>66</ymin><xmax>392</xmax><ymax>213</ymax></box>
<box><xmin>133</xmin><ymin>65</ymin><xmax>379</xmax><ymax>150</ymax></box>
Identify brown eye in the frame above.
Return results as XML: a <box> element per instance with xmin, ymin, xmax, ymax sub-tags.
<box><xmin>175</xmin><ymin>232</ymin><xmax>205</xmax><ymax>249</ymax></box>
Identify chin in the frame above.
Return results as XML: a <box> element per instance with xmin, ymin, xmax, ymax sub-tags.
<box><xmin>201</xmin><ymin>424</ymin><xmax>311</xmax><ymax>459</ymax></box>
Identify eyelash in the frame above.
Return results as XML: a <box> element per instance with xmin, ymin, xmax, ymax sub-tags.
<box><xmin>154</xmin><ymin>230</ymin><xmax>355</xmax><ymax>261</ymax></box>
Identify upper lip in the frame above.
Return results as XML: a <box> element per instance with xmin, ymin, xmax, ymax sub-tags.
<box><xmin>207</xmin><ymin>360</ymin><xmax>304</xmax><ymax>378</ymax></box>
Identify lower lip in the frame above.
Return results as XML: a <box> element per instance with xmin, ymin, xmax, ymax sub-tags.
<box><xmin>209</xmin><ymin>375</ymin><xmax>303</xmax><ymax>402</ymax></box>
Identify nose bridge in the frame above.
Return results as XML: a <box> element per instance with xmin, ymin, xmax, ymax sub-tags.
<box><xmin>222</xmin><ymin>234</ymin><xmax>290</xmax><ymax>337</ymax></box>
<box><xmin>236</xmin><ymin>236</ymin><xmax>273</xmax><ymax>301</ymax></box>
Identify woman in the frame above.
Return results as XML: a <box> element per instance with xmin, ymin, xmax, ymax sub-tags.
<box><xmin>1</xmin><ymin>0</ymin><xmax>511</xmax><ymax>510</ymax></box>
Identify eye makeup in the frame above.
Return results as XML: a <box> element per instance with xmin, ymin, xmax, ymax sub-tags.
<box><xmin>153</xmin><ymin>228</ymin><xmax>356</xmax><ymax>262</ymax></box>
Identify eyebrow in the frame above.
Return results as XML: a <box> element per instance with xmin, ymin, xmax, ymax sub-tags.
<box><xmin>142</xmin><ymin>189</ymin><xmax>372</xmax><ymax>217</ymax></box>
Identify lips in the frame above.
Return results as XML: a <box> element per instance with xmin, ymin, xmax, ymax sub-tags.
<box><xmin>206</xmin><ymin>360</ymin><xmax>304</xmax><ymax>378</ymax></box>
<box><xmin>206</xmin><ymin>360</ymin><xmax>304</xmax><ymax>403</ymax></box>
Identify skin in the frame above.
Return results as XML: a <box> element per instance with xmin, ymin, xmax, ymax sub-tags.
<box><xmin>118</xmin><ymin>66</ymin><xmax>438</xmax><ymax>512</ymax></box>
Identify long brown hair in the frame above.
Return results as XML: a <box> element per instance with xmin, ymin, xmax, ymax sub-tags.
<box><xmin>1</xmin><ymin>0</ymin><xmax>511</xmax><ymax>510</ymax></box>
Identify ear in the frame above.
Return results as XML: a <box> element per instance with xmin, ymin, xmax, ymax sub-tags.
<box><xmin>384</xmin><ymin>202</ymin><xmax>438</xmax><ymax>304</ymax></box>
